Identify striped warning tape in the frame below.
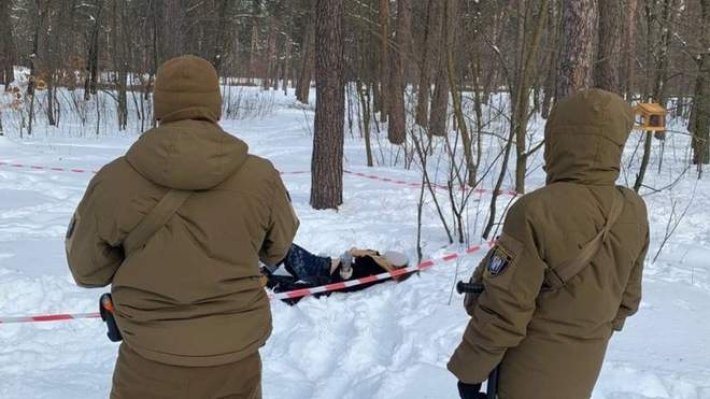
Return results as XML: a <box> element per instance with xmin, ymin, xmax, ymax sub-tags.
<box><xmin>0</xmin><ymin>242</ymin><xmax>494</xmax><ymax>324</ymax></box>
<box><xmin>0</xmin><ymin>161</ymin><xmax>96</xmax><ymax>174</ymax></box>
<box><xmin>0</xmin><ymin>161</ymin><xmax>311</xmax><ymax>176</ymax></box>
<box><xmin>343</xmin><ymin>170</ymin><xmax>519</xmax><ymax>197</ymax></box>
<box><xmin>0</xmin><ymin>160</ymin><xmax>519</xmax><ymax>196</ymax></box>
<box><xmin>0</xmin><ymin>312</ymin><xmax>101</xmax><ymax>324</ymax></box>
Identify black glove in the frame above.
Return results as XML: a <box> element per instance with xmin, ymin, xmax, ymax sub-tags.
<box><xmin>457</xmin><ymin>381</ymin><xmax>486</xmax><ymax>399</ymax></box>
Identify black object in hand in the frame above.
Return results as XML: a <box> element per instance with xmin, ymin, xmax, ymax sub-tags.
<box><xmin>99</xmin><ymin>293</ymin><xmax>123</xmax><ymax>342</ymax></box>
<box><xmin>456</xmin><ymin>281</ymin><xmax>485</xmax><ymax>294</ymax></box>
<box><xmin>457</xmin><ymin>381</ymin><xmax>486</xmax><ymax>399</ymax></box>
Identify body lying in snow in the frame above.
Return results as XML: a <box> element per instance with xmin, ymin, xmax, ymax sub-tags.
<box><xmin>261</xmin><ymin>244</ymin><xmax>411</xmax><ymax>302</ymax></box>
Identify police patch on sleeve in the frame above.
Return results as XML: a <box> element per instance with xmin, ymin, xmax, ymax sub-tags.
<box><xmin>66</xmin><ymin>216</ymin><xmax>77</xmax><ymax>239</ymax></box>
<box><xmin>487</xmin><ymin>245</ymin><xmax>513</xmax><ymax>276</ymax></box>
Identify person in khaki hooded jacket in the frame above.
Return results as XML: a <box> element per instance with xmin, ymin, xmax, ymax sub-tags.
<box><xmin>449</xmin><ymin>89</ymin><xmax>650</xmax><ymax>399</ymax></box>
<box><xmin>65</xmin><ymin>55</ymin><xmax>299</xmax><ymax>399</ymax></box>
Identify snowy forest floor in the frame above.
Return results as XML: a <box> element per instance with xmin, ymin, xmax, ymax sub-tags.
<box><xmin>0</xmin><ymin>87</ymin><xmax>709</xmax><ymax>399</ymax></box>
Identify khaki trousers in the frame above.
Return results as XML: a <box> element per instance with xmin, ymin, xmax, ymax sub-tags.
<box><xmin>111</xmin><ymin>343</ymin><xmax>262</xmax><ymax>399</ymax></box>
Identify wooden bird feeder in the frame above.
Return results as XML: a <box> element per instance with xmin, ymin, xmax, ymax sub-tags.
<box><xmin>634</xmin><ymin>103</ymin><xmax>667</xmax><ymax>132</ymax></box>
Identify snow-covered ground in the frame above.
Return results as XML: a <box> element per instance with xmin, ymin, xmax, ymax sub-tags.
<box><xmin>1</xmin><ymin>85</ymin><xmax>709</xmax><ymax>399</ymax></box>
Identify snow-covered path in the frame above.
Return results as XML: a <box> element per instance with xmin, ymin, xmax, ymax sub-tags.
<box><xmin>1</xmin><ymin>101</ymin><xmax>709</xmax><ymax>399</ymax></box>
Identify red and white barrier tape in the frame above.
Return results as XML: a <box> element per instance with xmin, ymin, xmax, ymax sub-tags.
<box><xmin>0</xmin><ymin>161</ymin><xmax>97</xmax><ymax>174</ymax></box>
<box><xmin>343</xmin><ymin>170</ymin><xmax>519</xmax><ymax>197</ymax></box>
<box><xmin>0</xmin><ymin>243</ymin><xmax>494</xmax><ymax>325</ymax></box>
<box><xmin>0</xmin><ymin>161</ymin><xmax>311</xmax><ymax>176</ymax></box>
<box><xmin>0</xmin><ymin>312</ymin><xmax>101</xmax><ymax>324</ymax></box>
<box><xmin>0</xmin><ymin>160</ymin><xmax>518</xmax><ymax>196</ymax></box>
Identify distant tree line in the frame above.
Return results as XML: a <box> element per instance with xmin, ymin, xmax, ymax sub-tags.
<box><xmin>1</xmin><ymin>0</ymin><xmax>710</xmax><ymax>207</ymax></box>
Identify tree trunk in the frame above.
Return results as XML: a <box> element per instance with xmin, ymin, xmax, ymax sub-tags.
<box><xmin>28</xmin><ymin>0</ymin><xmax>48</xmax><ymax>97</ymax></box>
<box><xmin>297</xmin><ymin>7</ymin><xmax>316</xmax><ymax>104</ymax></box>
<box><xmin>211</xmin><ymin>0</ymin><xmax>233</xmax><ymax>72</ymax></box>
<box><xmin>84</xmin><ymin>0</ymin><xmax>105</xmax><ymax>101</ymax></box>
<box><xmin>444</xmin><ymin>0</ymin><xmax>475</xmax><ymax>186</ymax></box>
<box><xmin>311</xmin><ymin>0</ymin><xmax>345</xmax><ymax>209</ymax></box>
<box><xmin>0</xmin><ymin>0</ymin><xmax>16</xmax><ymax>88</ymax></box>
<box><xmin>595</xmin><ymin>0</ymin><xmax>623</xmax><ymax>93</ymax></box>
<box><xmin>541</xmin><ymin>0</ymin><xmax>559</xmax><ymax>119</ymax></box>
<box><xmin>415</xmin><ymin>0</ymin><xmax>442</xmax><ymax>128</ymax></box>
<box><xmin>429</xmin><ymin>63</ymin><xmax>449</xmax><ymax>137</ymax></box>
<box><xmin>514</xmin><ymin>0</ymin><xmax>549</xmax><ymax>194</ymax></box>
<box><xmin>622</xmin><ymin>0</ymin><xmax>639</xmax><ymax>99</ymax></box>
<box><xmin>378</xmin><ymin>0</ymin><xmax>391</xmax><ymax>122</ymax></box>
<box><xmin>358</xmin><ymin>80</ymin><xmax>374</xmax><ymax>166</ymax></box>
<box><xmin>652</xmin><ymin>0</ymin><xmax>678</xmax><ymax>140</ymax></box>
<box><xmin>282</xmin><ymin>37</ymin><xmax>292</xmax><ymax>95</ymax></box>
<box><xmin>160</xmin><ymin>0</ymin><xmax>187</xmax><ymax>61</ymax></box>
<box><xmin>692</xmin><ymin>0</ymin><xmax>710</xmax><ymax>168</ymax></box>
<box><xmin>112</xmin><ymin>0</ymin><xmax>128</xmax><ymax>130</ymax></box>
<box><xmin>264</xmin><ymin>17</ymin><xmax>279</xmax><ymax>90</ymax></box>
<box><xmin>428</xmin><ymin>0</ymin><xmax>448</xmax><ymax>137</ymax></box>
<box><xmin>556</xmin><ymin>0</ymin><xmax>597</xmax><ymax>99</ymax></box>
<box><xmin>387</xmin><ymin>0</ymin><xmax>412</xmax><ymax>145</ymax></box>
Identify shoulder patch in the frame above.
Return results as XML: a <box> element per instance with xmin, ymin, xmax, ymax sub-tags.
<box><xmin>488</xmin><ymin>245</ymin><xmax>513</xmax><ymax>276</ymax></box>
<box><xmin>66</xmin><ymin>217</ymin><xmax>77</xmax><ymax>239</ymax></box>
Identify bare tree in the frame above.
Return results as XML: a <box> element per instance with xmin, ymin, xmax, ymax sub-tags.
<box><xmin>556</xmin><ymin>0</ymin><xmax>597</xmax><ymax>98</ymax></box>
<box><xmin>692</xmin><ymin>0</ymin><xmax>710</xmax><ymax>169</ymax></box>
<box><xmin>387</xmin><ymin>0</ymin><xmax>412</xmax><ymax>145</ymax></box>
<box><xmin>622</xmin><ymin>0</ymin><xmax>639</xmax><ymax>98</ymax></box>
<box><xmin>296</xmin><ymin>1</ymin><xmax>316</xmax><ymax>104</ymax></box>
<box><xmin>541</xmin><ymin>0</ymin><xmax>560</xmax><ymax>119</ymax></box>
<box><xmin>378</xmin><ymin>0</ymin><xmax>391</xmax><ymax>122</ymax></box>
<box><xmin>0</xmin><ymin>0</ymin><xmax>16</xmax><ymax>88</ymax></box>
<box><xmin>595</xmin><ymin>0</ymin><xmax>623</xmax><ymax>93</ymax></box>
<box><xmin>415</xmin><ymin>0</ymin><xmax>442</xmax><ymax>128</ymax></box>
<box><xmin>84</xmin><ymin>0</ymin><xmax>105</xmax><ymax>100</ymax></box>
<box><xmin>311</xmin><ymin>0</ymin><xmax>345</xmax><ymax>209</ymax></box>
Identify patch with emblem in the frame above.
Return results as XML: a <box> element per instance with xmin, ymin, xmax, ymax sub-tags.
<box><xmin>66</xmin><ymin>217</ymin><xmax>77</xmax><ymax>239</ymax></box>
<box><xmin>488</xmin><ymin>245</ymin><xmax>513</xmax><ymax>276</ymax></box>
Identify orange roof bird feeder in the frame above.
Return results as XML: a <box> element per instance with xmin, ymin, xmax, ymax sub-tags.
<box><xmin>634</xmin><ymin>103</ymin><xmax>667</xmax><ymax>131</ymax></box>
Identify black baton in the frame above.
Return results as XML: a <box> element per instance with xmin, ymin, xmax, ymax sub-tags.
<box><xmin>487</xmin><ymin>365</ymin><xmax>500</xmax><ymax>399</ymax></box>
<box><xmin>456</xmin><ymin>281</ymin><xmax>485</xmax><ymax>294</ymax></box>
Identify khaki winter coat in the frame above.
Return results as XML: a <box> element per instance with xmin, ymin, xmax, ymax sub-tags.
<box><xmin>66</xmin><ymin>56</ymin><xmax>299</xmax><ymax>367</ymax></box>
<box><xmin>448</xmin><ymin>89</ymin><xmax>650</xmax><ymax>399</ymax></box>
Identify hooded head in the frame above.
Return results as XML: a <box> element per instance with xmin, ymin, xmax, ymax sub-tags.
<box><xmin>154</xmin><ymin>55</ymin><xmax>222</xmax><ymax>123</ymax></box>
<box><xmin>127</xmin><ymin>56</ymin><xmax>245</xmax><ymax>190</ymax></box>
<box><xmin>544</xmin><ymin>89</ymin><xmax>634</xmax><ymax>186</ymax></box>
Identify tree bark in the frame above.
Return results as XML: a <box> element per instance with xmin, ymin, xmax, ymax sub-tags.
<box><xmin>428</xmin><ymin>0</ymin><xmax>448</xmax><ymax>137</ymax></box>
<box><xmin>444</xmin><ymin>0</ymin><xmax>475</xmax><ymax>185</ymax></box>
<box><xmin>264</xmin><ymin>17</ymin><xmax>280</xmax><ymax>90</ymax></box>
<box><xmin>297</xmin><ymin>5</ymin><xmax>316</xmax><ymax>104</ymax></box>
<box><xmin>415</xmin><ymin>0</ymin><xmax>442</xmax><ymax>128</ymax></box>
<box><xmin>513</xmin><ymin>0</ymin><xmax>549</xmax><ymax>194</ymax></box>
<box><xmin>692</xmin><ymin>0</ymin><xmax>710</xmax><ymax>167</ymax></box>
<box><xmin>114</xmin><ymin>0</ymin><xmax>128</xmax><ymax>130</ymax></box>
<box><xmin>595</xmin><ymin>0</ymin><xmax>623</xmax><ymax>93</ymax></box>
<box><xmin>311</xmin><ymin>0</ymin><xmax>345</xmax><ymax>209</ymax></box>
<box><xmin>541</xmin><ymin>0</ymin><xmax>559</xmax><ymax>119</ymax></box>
<box><xmin>211</xmin><ymin>0</ymin><xmax>234</xmax><ymax>72</ymax></box>
<box><xmin>84</xmin><ymin>0</ymin><xmax>105</xmax><ymax>100</ymax></box>
<box><xmin>387</xmin><ymin>0</ymin><xmax>412</xmax><ymax>145</ymax></box>
<box><xmin>622</xmin><ymin>0</ymin><xmax>639</xmax><ymax>99</ymax></box>
<box><xmin>0</xmin><ymin>0</ymin><xmax>16</xmax><ymax>88</ymax></box>
<box><xmin>556</xmin><ymin>0</ymin><xmax>597</xmax><ymax>99</ymax></box>
<box><xmin>378</xmin><ymin>0</ymin><xmax>391</xmax><ymax>122</ymax></box>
